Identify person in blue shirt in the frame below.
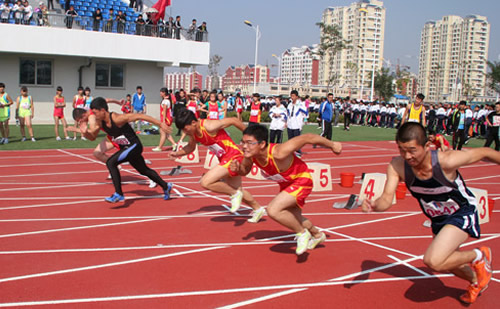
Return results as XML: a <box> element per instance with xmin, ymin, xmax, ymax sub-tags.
<box><xmin>318</xmin><ymin>93</ymin><xmax>333</xmax><ymax>144</ymax></box>
<box><xmin>132</xmin><ymin>86</ymin><xmax>147</xmax><ymax>132</ymax></box>
<box><xmin>452</xmin><ymin>101</ymin><xmax>467</xmax><ymax>150</ymax></box>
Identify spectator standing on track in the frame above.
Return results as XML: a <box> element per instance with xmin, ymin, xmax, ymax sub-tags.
<box><xmin>333</xmin><ymin>97</ymin><xmax>341</xmax><ymax>127</ymax></box>
<box><xmin>83</xmin><ymin>87</ymin><xmax>92</xmax><ymax>110</ymax></box>
<box><xmin>153</xmin><ymin>87</ymin><xmax>177</xmax><ymax>152</ymax></box>
<box><xmin>451</xmin><ymin>101</ymin><xmax>467</xmax><ymax>150</ymax></box>
<box><xmin>269</xmin><ymin>96</ymin><xmax>286</xmax><ymax>144</ymax></box>
<box><xmin>248</xmin><ymin>93</ymin><xmax>262</xmax><ymax>127</ymax></box>
<box><xmin>0</xmin><ymin>83</ymin><xmax>13</xmax><ymax>144</ymax></box>
<box><xmin>132</xmin><ymin>86</ymin><xmax>147</xmax><ymax>133</ymax></box>
<box><xmin>436</xmin><ymin>103</ymin><xmax>447</xmax><ymax>133</ymax></box>
<box><xmin>484</xmin><ymin>102</ymin><xmax>500</xmax><ymax>151</ymax></box>
<box><xmin>217</xmin><ymin>92</ymin><xmax>228</xmax><ymax>120</ymax></box>
<box><xmin>318</xmin><ymin>93</ymin><xmax>333</xmax><ymax>142</ymax></box>
<box><xmin>16</xmin><ymin>86</ymin><xmax>35</xmax><ymax>142</ymax></box>
<box><xmin>464</xmin><ymin>105</ymin><xmax>473</xmax><ymax>143</ymax></box>
<box><xmin>53</xmin><ymin>86</ymin><xmax>70</xmax><ymax>141</ymax></box>
<box><xmin>362</xmin><ymin>122</ymin><xmax>498</xmax><ymax>304</ymax></box>
<box><xmin>121</xmin><ymin>94</ymin><xmax>132</xmax><ymax>115</ymax></box>
<box><xmin>402</xmin><ymin>93</ymin><xmax>426</xmax><ymax>126</ymax></box>
<box><xmin>343</xmin><ymin>97</ymin><xmax>352</xmax><ymax>131</ymax></box>
<box><xmin>235</xmin><ymin>93</ymin><xmax>244</xmax><ymax>122</ymax></box>
<box><xmin>231</xmin><ymin>124</ymin><xmax>342</xmax><ymax>255</ymax></box>
<box><xmin>72</xmin><ymin>86</ymin><xmax>85</xmax><ymax>140</ymax></box>
<box><xmin>287</xmin><ymin>90</ymin><xmax>307</xmax><ymax>155</ymax></box>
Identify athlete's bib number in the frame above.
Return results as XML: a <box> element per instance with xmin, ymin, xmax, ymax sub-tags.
<box><xmin>250</xmin><ymin>109</ymin><xmax>259</xmax><ymax>116</ymax></box>
<box><xmin>112</xmin><ymin>135</ymin><xmax>130</xmax><ymax>145</ymax></box>
<box><xmin>207</xmin><ymin>143</ymin><xmax>225</xmax><ymax>158</ymax></box>
<box><xmin>262</xmin><ymin>170</ymin><xmax>287</xmax><ymax>183</ymax></box>
<box><xmin>421</xmin><ymin>199</ymin><xmax>460</xmax><ymax>218</ymax></box>
<box><xmin>209</xmin><ymin>111</ymin><xmax>218</xmax><ymax>119</ymax></box>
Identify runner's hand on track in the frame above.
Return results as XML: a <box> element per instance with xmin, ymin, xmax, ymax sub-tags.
<box><xmin>331</xmin><ymin>142</ymin><xmax>342</xmax><ymax>155</ymax></box>
<box><xmin>361</xmin><ymin>198</ymin><xmax>375</xmax><ymax>213</ymax></box>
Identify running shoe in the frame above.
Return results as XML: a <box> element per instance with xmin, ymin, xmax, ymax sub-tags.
<box><xmin>105</xmin><ymin>192</ymin><xmax>124</xmax><ymax>203</ymax></box>
<box><xmin>459</xmin><ymin>283</ymin><xmax>481</xmax><ymax>304</ymax></box>
<box><xmin>21</xmin><ymin>137</ymin><xmax>26</xmax><ymax>142</ymax></box>
<box><xmin>247</xmin><ymin>207</ymin><xmax>265</xmax><ymax>223</ymax></box>
<box><xmin>149</xmin><ymin>180</ymin><xmax>157</xmax><ymax>188</ymax></box>
<box><xmin>308</xmin><ymin>232</ymin><xmax>326</xmax><ymax>250</ymax></box>
<box><xmin>31</xmin><ymin>137</ymin><xmax>36</xmax><ymax>142</ymax></box>
<box><xmin>295</xmin><ymin>229</ymin><xmax>311</xmax><ymax>255</ymax></box>
<box><xmin>73</xmin><ymin>136</ymin><xmax>77</xmax><ymax>141</ymax></box>
<box><xmin>0</xmin><ymin>138</ymin><xmax>4</xmax><ymax>144</ymax></box>
<box><xmin>3</xmin><ymin>138</ymin><xmax>8</xmax><ymax>144</ymax></box>
<box><xmin>65</xmin><ymin>136</ymin><xmax>72</xmax><ymax>140</ymax></box>
<box><xmin>230</xmin><ymin>190</ymin><xmax>243</xmax><ymax>213</ymax></box>
<box><xmin>474</xmin><ymin>247</ymin><xmax>492</xmax><ymax>291</ymax></box>
<box><xmin>152</xmin><ymin>147</ymin><xmax>162</xmax><ymax>152</ymax></box>
<box><xmin>145</xmin><ymin>159</ymin><xmax>152</xmax><ymax>165</ymax></box>
<box><xmin>56</xmin><ymin>136</ymin><xmax>61</xmax><ymax>141</ymax></box>
<box><xmin>164</xmin><ymin>182</ymin><xmax>173</xmax><ymax>200</ymax></box>
<box><xmin>81</xmin><ymin>136</ymin><xmax>87</xmax><ymax>141</ymax></box>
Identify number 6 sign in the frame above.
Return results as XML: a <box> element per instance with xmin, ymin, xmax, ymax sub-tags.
<box><xmin>469</xmin><ymin>187</ymin><xmax>490</xmax><ymax>224</ymax></box>
<box><xmin>246</xmin><ymin>164</ymin><xmax>265</xmax><ymax>180</ymax></box>
<box><xmin>175</xmin><ymin>142</ymin><xmax>200</xmax><ymax>163</ymax></box>
<box><xmin>307</xmin><ymin>162</ymin><xmax>332</xmax><ymax>192</ymax></box>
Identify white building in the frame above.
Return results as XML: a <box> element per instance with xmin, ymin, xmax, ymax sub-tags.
<box><xmin>418</xmin><ymin>15</ymin><xmax>490</xmax><ymax>103</ymax></box>
<box><xmin>0</xmin><ymin>19</ymin><xmax>209</xmax><ymax>123</ymax></box>
<box><xmin>320</xmin><ymin>0</ymin><xmax>385</xmax><ymax>99</ymax></box>
<box><xmin>280</xmin><ymin>45</ymin><xmax>320</xmax><ymax>86</ymax></box>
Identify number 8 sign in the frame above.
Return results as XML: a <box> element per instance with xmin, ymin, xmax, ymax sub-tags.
<box><xmin>307</xmin><ymin>162</ymin><xmax>332</xmax><ymax>192</ymax></box>
<box><xmin>175</xmin><ymin>142</ymin><xmax>200</xmax><ymax>163</ymax></box>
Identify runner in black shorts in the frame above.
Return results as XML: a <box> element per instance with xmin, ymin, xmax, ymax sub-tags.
<box><xmin>362</xmin><ymin>122</ymin><xmax>500</xmax><ymax>304</ymax></box>
<box><xmin>77</xmin><ymin>97</ymin><xmax>173</xmax><ymax>203</ymax></box>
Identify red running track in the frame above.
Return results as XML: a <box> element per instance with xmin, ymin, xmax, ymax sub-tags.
<box><xmin>0</xmin><ymin>141</ymin><xmax>498</xmax><ymax>308</ymax></box>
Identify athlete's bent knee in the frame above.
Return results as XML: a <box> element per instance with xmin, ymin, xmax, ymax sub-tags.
<box><xmin>423</xmin><ymin>255</ymin><xmax>446</xmax><ymax>272</ymax></box>
<box><xmin>199</xmin><ymin>177</ymin><xmax>211</xmax><ymax>190</ymax></box>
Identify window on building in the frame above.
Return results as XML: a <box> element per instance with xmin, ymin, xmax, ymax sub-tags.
<box><xmin>19</xmin><ymin>59</ymin><xmax>52</xmax><ymax>86</ymax></box>
<box><xmin>96</xmin><ymin>63</ymin><xmax>124</xmax><ymax>88</ymax></box>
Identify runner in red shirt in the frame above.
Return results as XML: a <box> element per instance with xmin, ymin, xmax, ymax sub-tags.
<box><xmin>428</xmin><ymin>129</ymin><xmax>450</xmax><ymax>151</ymax></box>
<box><xmin>231</xmin><ymin>124</ymin><xmax>342</xmax><ymax>255</ymax></box>
<box><xmin>170</xmin><ymin>109</ymin><xmax>263</xmax><ymax>223</ymax></box>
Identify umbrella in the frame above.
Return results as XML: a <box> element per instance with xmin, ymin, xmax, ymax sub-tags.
<box><xmin>144</xmin><ymin>7</ymin><xmax>159</xmax><ymax>13</ymax></box>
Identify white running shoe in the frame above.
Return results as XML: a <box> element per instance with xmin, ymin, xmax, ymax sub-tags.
<box><xmin>65</xmin><ymin>136</ymin><xmax>72</xmax><ymax>140</ymax></box>
<box><xmin>295</xmin><ymin>230</ymin><xmax>311</xmax><ymax>255</ymax></box>
<box><xmin>0</xmin><ymin>138</ymin><xmax>4</xmax><ymax>144</ymax></box>
<box><xmin>152</xmin><ymin>147</ymin><xmax>162</xmax><ymax>152</ymax></box>
<box><xmin>73</xmin><ymin>136</ymin><xmax>77</xmax><ymax>141</ymax></box>
<box><xmin>145</xmin><ymin>159</ymin><xmax>152</xmax><ymax>165</ymax></box>
<box><xmin>3</xmin><ymin>138</ymin><xmax>8</xmax><ymax>144</ymax></box>
<box><xmin>21</xmin><ymin>137</ymin><xmax>26</xmax><ymax>142</ymax></box>
<box><xmin>230</xmin><ymin>190</ymin><xmax>243</xmax><ymax>213</ymax></box>
<box><xmin>81</xmin><ymin>136</ymin><xmax>87</xmax><ymax>141</ymax></box>
<box><xmin>56</xmin><ymin>136</ymin><xmax>61</xmax><ymax>141</ymax></box>
<box><xmin>31</xmin><ymin>137</ymin><xmax>36</xmax><ymax>142</ymax></box>
<box><xmin>247</xmin><ymin>207</ymin><xmax>266</xmax><ymax>223</ymax></box>
<box><xmin>308</xmin><ymin>232</ymin><xmax>326</xmax><ymax>250</ymax></box>
<box><xmin>148</xmin><ymin>180</ymin><xmax>157</xmax><ymax>188</ymax></box>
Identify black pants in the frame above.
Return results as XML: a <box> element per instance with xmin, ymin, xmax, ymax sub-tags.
<box><xmin>344</xmin><ymin>113</ymin><xmax>351</xmax><ymax>129</ymax></box>
<box><xmin>47</xmin><ymin>0</ymin><xmax>54</xmax><ymax>10</ymax></box>
<box><xmin>484</xmin><ymin>129</ymin><xmax>499</xmax><ymax>150</ymax></box>
<box><xmin>287</xmin><ymin>128</ymin><xmax>301</xmax><ymax>153</ymax></box>
<box><xmin>321</xmin><ymin>119</ymin><xmax>332</xmax><ymax>140</ymax></box>
<box><xmin>269</xmin><ymin>129</ymin><xmax>283</xmax><ymax>143</ymax></box>
<box><xmin>107</xmin><ymin>143</ymin><xmax>169</xmax><ymax>195</ymax></box>
<box><xmin>452</xmin><ymin>129</ymin><xmax>466</xmax><ymax>150</ymax></box>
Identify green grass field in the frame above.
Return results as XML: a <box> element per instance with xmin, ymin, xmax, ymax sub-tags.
<box><xmin>0</xmin><ymin>122</ymin><xmax>490</xmax><ymax>151</ymax></box>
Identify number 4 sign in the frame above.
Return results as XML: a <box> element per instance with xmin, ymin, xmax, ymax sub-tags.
<box><xmin>175</xmin><ymin>142</ymin><xmax>200</xmax><ymax>163</ymax></box>
<box><xmin>359</xmin><ymin>173</ymin><xmax>396</xmax><ymax>204</ymax></box>
<box><xmin>307</xmin><ymin>162</ymin><xmax>332</xmax><ymax>192</ymax></box>
<box><xmin>469</xmin><ymin>187</ymin><xmax>490</xmax><ymax>224</ymax></box>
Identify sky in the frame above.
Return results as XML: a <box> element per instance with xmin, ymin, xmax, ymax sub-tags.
<box><xmin>163</xmin><ymin>0</ymin><xmax>500</xmax><ymax>77</ymax></box>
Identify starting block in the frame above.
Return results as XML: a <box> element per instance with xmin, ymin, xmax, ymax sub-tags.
<box><xmin>307</xmin><ymin>162</ymin><xmax>332</xmax><ymax>192</ymax></box>
<box><xmin>175</xmin><ymin>142</ymin><xmax>200</xmax><ymax>164</ymax></box>
<box><xmin>469</xmin><ymin>187</ymin><xmax>490</xmax><ymax>224</ymax></box>
<box><xmin>333</xmin><ymin>194</ymin><xmax>360</xmax><ymax>210</ymax></box>
<box><xmin>246</xmin><ymin>164</ymin><xmax>265</xmax><ymax>180</ymax></box>
<box><xmin>204</xmin><ymin>149</ymin><xmax>219</xmax><ymax>169</ymax></box>
<box><xmin>359</xmin><ymin>172</ymin><xmax>395</xmax><ymax>204</ymax></box>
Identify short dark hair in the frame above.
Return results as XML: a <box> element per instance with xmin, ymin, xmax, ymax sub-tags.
<box><xmin>252</xmin><ymin>93</ymin><xmax>260</xmax><ymax>98</ymax></box>
<box><xmin>21</xmin><ymin>86</ymin><xmax>28</xmax><ymax>92</ymax></box>
<box><xmin>90</xmin><ymin>97</ymin><xmax>109</xmax><ymax>111</ymax></box>
<box><xmin>56</xmin><ymin>86</ymin><xmax>63</xmax><ymax>92</ymax></box>
<box><xmin>84</xmin><ymin>87</ymin><xmax>91</xmax><ymax>93</ymax></box>
<box><xmin>77</xmin><ymin>86</ymin><xmax>84</xmax><ymax>91</ymax></box>
<box><xmin>396</xmin><ymin>122</ymin><xmax>427</xmax><ymax>147</ymax></box>
<box><xmin>243</xmin><ymin>124</ymin><xmax>268</xmax><ymax>147</ymax></box>
<box><xmin>427</xmin><ymin>129</ymin><xmax>436</xmax><ymax>136</ymax></box>
<box><xmin>459</xmin><ymin>100</ymin><xmax>467</xmax><ymax>106</ymax></box>
<box><xmin>290</xmin><ymin>90</ymin><xmax>299</xmax><ymax>96</ymax></box>
<box><xmin>416</xmin><ymin>93</ymin><xmax>425</xmax><ymax>100</ymax></box>
<box><xmin>160</xmin><ymin>87</ymin><xmax>168</xmax><ymax>94</ymax></box>
<box><xmin>327</xmin><ymin>93</ymin><xmax>333</xmax><ymax>97</ymax></box>
<box><xmin>175</xmin><ymin>109</ymin><xmax>197</xmax><ymax>130</ymax></box>
<box><xmin>72</xmin><ymin>108</ymin><xmax>87</xmax><ymax>121</ymax></box>
<box><xmin>0</xmin><ymin>83</ymin><xmax>5</xmax><ymax>88</ymax></box>
<box><xmin>136</xmin><ymin>86</ymin><xmax>142</xmax><ymax>90</ymax></box>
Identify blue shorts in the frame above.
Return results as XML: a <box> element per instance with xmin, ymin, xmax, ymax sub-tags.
<box><xmin>431</xmin><ymin>206</ymin><xmax>480</xmax><ymax>239</ymax></box>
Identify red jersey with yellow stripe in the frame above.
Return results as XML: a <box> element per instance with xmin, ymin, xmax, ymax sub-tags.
<box><xmin>194</xmin><ymin>119</ymin><xmax>243</xmax><ymax>162</ymax></box>
<box><xmin>249</xmin><ymin>101</ymin><xmax>261</xmax><ymax>123</ymax></box>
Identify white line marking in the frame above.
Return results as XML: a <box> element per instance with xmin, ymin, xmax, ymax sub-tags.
<box><xmin>387</xmin><ymin>255</ymin><xmax>432</xmax><ymax>277</ymax></box>
<box><xmin>0</xmin><ymin>246</ymin><xmax>226</xmax><ymax>284</ymax></box>
<box><xmin>216</xmin><ymin>288</ymin><xmax>307</xmax><ymax>309</ymax></box>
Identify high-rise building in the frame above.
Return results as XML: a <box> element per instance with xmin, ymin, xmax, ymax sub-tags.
<box><xmin>320</xmin><ymin>0</ymin><xmax>385</xmax><ymax>99</ymax></box>
<box><xmin>418</xmin><ymin>15</ymin><xmax>490</xmax><ymax>102</ymax></box>
<box><xmin>165</xmin><ymin>71</ymin><xmax>203</xmax><ymax>91</ymax></box>
<box><xmin>280</xmin><ymin>45</ymin><xmax>320</xmax><ymax>86</ymax></box>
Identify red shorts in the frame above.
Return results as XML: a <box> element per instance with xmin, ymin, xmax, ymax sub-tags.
<box><xmin>53</xmin><ymin>108</ymin><xmax>64</xmax><ymax>118</ymax></box>
<box><xmin>219</xmin><ymin>153</ymin><xmax>244</xmax><ymax>177</ymax></box>
<box><xmin>279</xmin><ymin>179</ymin><xmax>313</xmax><ymax>208</ymax></box>
<box><xmin>236</xmin><ymin>107</ymin><xmax>243</xmax><ymax>113</ymax></box>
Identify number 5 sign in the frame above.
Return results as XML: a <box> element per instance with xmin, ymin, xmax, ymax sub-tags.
<box><xmin>359</xmin><ymin>173</ymin><xmax>396</xmax><ymax>204</ymax></box>
<box><xmin>469</xmin><ymin>187</ymin><xmax>490</xmax><ymax>224</ymax></box>
<box><xmin>175</xmin><ymin>142</ymin><xmax>200</xmax><ymax>163</ymax></box>
<box><xmin>307</xmin><ymin>162</ymin><xmax>332</xmax><ymax>192</ymax></box>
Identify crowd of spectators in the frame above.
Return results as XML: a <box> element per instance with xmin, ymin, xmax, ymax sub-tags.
<box><xmin>0</xmin><ymin>0</ymin><xmax>208</xmax><ymax>41</ymax></box>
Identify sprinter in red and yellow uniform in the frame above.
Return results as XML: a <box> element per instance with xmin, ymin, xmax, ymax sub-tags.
<box><xmin>231</xmin><ymin>124</ymin><xmax>343</xmax><ymax>255</ymax></box>
<box><xmin>170</xmin><ymin>108</ymin><xmax>264</xmax><ymax>223</ymax></box>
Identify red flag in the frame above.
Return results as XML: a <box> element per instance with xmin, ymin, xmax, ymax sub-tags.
<box><xmin>153</xmin><ymin>0</ymin><xmax>171</xmax><ymax>22</ymax></box>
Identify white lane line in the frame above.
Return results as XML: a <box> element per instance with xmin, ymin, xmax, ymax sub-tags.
<box><xmin>0</xmin><ymin>161</ymin><xmax>94</xmax><ymax>168</ymax></box>
<box><xmin>216</xmin><ymin>289</ymin><xmax>307</xmax><ymax>309</ymax></box>
<box><xmin>0</xmin><ymin>246</ymin><xmax>226</xmax><ymax>284</ymax></box>
<box><xmin>387</xmin><ymin>255</ymin><xmax>432</xmax><ymax>277</ymax></box>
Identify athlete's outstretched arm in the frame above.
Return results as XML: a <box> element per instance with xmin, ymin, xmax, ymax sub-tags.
<box><xmin>440</xmin><ymin>147</ymin><xmax>500</xmax><ymax>171</ymax></box>
<box><xmin>105</xmin><ymin>98</ymin><xmax>124</xmax><ymax>106</ymax></box>
<box><xmin>229</xmin><ymin>156</ymin><xmax>253</xmax><ymax>176</ymax></box>
<box><xmin>115</xmin><ymin>113</ymin><xmax>171</xmax><ymax>134</ymax></box>
<box><xmin>273</xmin><ymin>133</ymin><xmax>342</xmax><ymax>160</ymax></box>
<box><xmin>169</xmin><ymin>136</ymin><xmax>197</xmax><ymax>158</ymax></box>
<box><xmin>362</xmin><ymin>158</ymin><xmax>401</xmax><ymax>213</ymax></box>
<box><xmin>203</xmin><ymin>117</ymin><xmax>246</xmax><ymax>133</ymax></box>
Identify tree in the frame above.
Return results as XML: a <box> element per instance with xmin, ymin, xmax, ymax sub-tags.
<box><xmin>208</xmin><ymin>54</ymin><xmax>223</xmax><ymax>90</ymax></box>
<box><xmin>316</xmin><ymin>22</ymin><xmax>350</xmax><ymax>92</ymax></box>
<box><xmin>345</xmin><ymin>61</ymin><xmax>358</xmax><ymax>91</ymax></box>
<box><xmin>373</xmin><ymin>67</ymin><xmax>395</xmax><ymax>101</ymax></box>
<box><xmin>487</xmin><ymin>61</ymin><xmax>500</xmax><ymax>95</ymax></box>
